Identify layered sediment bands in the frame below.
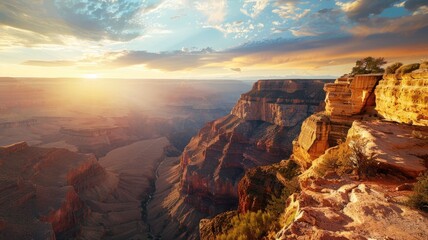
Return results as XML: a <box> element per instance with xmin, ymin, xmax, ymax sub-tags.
<box><xmin>324</xmin><ymin>74</ymin><xmax>383</xmax><ymax>117</ymax></box>
<box><xmin>375</xmin><ymin>73</ymin><xmax>428</xmax><ymax>126</ymax></box>
<box><xmin>231</xmin><ymin>80</ymin><xmax>326</xmax><ymax>126</ymax></box>
<box><xmin>60</xmin><ymin>126</ymin><xmax>131</xmax><ymax>157</ymax></box>
<box><xmin>293</xmin><ymin>74</ymin><xmax>384</xmax><ymax>169</ymax></box>
<box><xmin>169</xmin><ymin>79</ymin><xmax>328</xmax><ymax>237</ymax></box>
<box><xmin>292</xmin><ymin>113</ymin><xmax>330</xmax><ymax>168</ymax></box>
<box><xmin>0</xmin><ymin>142</ymin><xmax>97</xmax><ymax>239</ymax></box>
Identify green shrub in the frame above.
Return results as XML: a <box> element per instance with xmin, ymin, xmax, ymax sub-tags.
<box><xmin>395</xmin><ymin>63</ymin><xmax>420</xmax><ymax>75</ymax></box>
<box><xmin>218</xmin><ymin>170</ymin><xmax>300</xmax><ymax>239</ymax></box>
<box><xmin>408</xmin><ymin>173</ymin><xmax>428</xmax><ymax>212</ymax></box>
<box><xmin>350</xmin><ymin>57</ymin><xmax>387</xmax><ymax>76</ymax></box>
<box><xmin>217</xmin><ymin>210</ymin><xmax>276</xmax><ymax>240</ymax></box>
<box><xmin>385</xmin><ymin>62</ymin><xmax>403</xmax><ymax>74</ymax></box>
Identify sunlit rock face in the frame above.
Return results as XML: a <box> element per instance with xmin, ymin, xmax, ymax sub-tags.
<box><xmin>375</xmin><ymin>72</ymin><xmax>428</xmax><ymax>126</ymax></box>
<box><xmin>276</xmin><ymin>176</ymin><xmax>428</xmax><ymax>240</ymax></box>
<box><xmin>293</xmin><ymin>74</ymin><xmax>384</xmax><ymax>169</ymax></box>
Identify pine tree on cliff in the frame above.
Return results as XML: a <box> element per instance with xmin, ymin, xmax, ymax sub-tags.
<box><xmin>350</xmin><ymin>57</ymin><xmax>387</xmax><ymax>76</ymax></box>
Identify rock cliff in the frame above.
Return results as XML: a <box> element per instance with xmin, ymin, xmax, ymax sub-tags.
<box><xmin>375</xmin><ymin>72</ymin><xmax>428</xmax><ymax>126</ymax></box>
<box><xmin>293</xmin><ymin>74</ymin><xmax>383</xmax><ymax>168</ymax></box>
<box><xmin>0</xmin><ymin>142</ymin><xmax>96</xmax><ymax>239</ymax></box>
<box><xmin>201</xmin><ymin>70</ymin><xmax>428</xmax><ymax>239</ymax></box>
<box><xmin>149</xmin><ymin>79</ymin><xmax>329</xmax><ymax>239</ymax></box>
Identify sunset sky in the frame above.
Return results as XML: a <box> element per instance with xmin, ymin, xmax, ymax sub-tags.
<box><xmin>1</xmin><ymin>0</ymin><xmax>427</xmax><ymax>79</ymax></box>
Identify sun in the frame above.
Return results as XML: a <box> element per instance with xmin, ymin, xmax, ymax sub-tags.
<box><xmin>83</xmin><ymin>73</ymin><xmax>98</xmax><ymax>79</ymax></box>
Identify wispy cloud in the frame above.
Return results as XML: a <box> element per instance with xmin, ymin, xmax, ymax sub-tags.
<box><xmin>195</xmin><ymin>0</ymin><xmax>227</xmax><ymax>24</ymax></box>
<box><xmin>240</xmin><ymin>0</ymin><xmax>270</xmax><ymax>18</ymax></box>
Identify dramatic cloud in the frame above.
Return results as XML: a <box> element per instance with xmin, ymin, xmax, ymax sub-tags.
<box><xmin>336</xmin><ymin>0</ymin><xmax>399</xmax><ymax>21</ymax></box>
<box><xmin>404</xmin><ymin>0</ymin><xmax>428</xmax><ymax>11</ymax></box>
<box><xmin>0</xmin><ymin>0</ymin><xmax>153</xmax><ymax>45</ymax></box>
<box><xmin>289</xmin><ymin>8</ymin><xmax>344</xmax><ymax>36</ymax></box>
<box><xmin>347</xmin><ymin>13</ymin><xmax>428</xmax><ymax>36</ymax></box>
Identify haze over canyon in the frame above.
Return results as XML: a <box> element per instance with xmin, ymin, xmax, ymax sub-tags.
<box><xmin>1</xmin><ymin>0</ymin><xmax>428</xmax><ymax>240</ymax></box>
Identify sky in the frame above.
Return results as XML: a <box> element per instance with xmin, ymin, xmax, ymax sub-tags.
<box><xmin>0</xmin><ymin>0</ymin><xmax>427</xmax><ymax>79</ymax></box>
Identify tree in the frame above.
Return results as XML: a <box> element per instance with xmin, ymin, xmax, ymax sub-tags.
<box><xmin>350</xmin><ymin>57</ymin><xmax>387</xmax><ymax>76</ymax></box>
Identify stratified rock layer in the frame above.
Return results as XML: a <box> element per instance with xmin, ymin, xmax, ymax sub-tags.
<box><xmin>180</xmin><ymin>80</ymin><xmax>326</xmax><ymax>214</ymax></box>
<box><xmin>150</xmin><ymin>79</ymin><xmax>328</xmax><ymax>239</ymax></box>
<box><xmin>293</xmin><ymin>74</ymin><xmax>384</xmax><ymax>168</ymax></box>
<box><xmin>0</xmin><ymin>142</ymin><xmax>95</xmax><ymax>239</ymax></box>
<box><xmin>375</xmin><ymin>72</ymin><xmax>428</xmax><ymax>126</ymax></box>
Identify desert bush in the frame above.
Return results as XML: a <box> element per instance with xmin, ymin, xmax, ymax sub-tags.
<box><xmin>408</xmin><ymin>173</ymin><xmax>428</xmax><ymax>212</ymax></box>
<box><xmin>219</xmin><ymin>171</ymin><xmax>300</xmax><ymax>239</ymax></box>
<box><xmin>310</xmin><ymin>136</ymin><xmax>377</xmax><ymax>179</ymax></box>
<box><xmin>395</xmin><ymin>63</ymin><xmax>420</xmax><ymax>75</ymax></box>
<box><xmin>350</xmin><ymin>57</ymin><xmax>387</xmax><ymax>76</ymax></box>
<box><xmin>385</xmin><ymin>62</ymin><xmax>403</xmax><ymax>74</ymax></box>
<box><xmin>217</xmin><ymin>210</ymin><xmax>276</xmax><ymax>240</ymax></box>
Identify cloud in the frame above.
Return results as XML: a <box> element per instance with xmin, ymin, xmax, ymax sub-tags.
<box><xmin>272</xmin><ymin>0</ymin><xmax>306</xmax><ymax>20</ymax></box>
<box><xmin>347</xmin><ymin>13</ymin><xmax>428</xmax><ymax>36</ymax></box>
<box><xmin>195</xmin><ymin>0</ymin><xmax>227</xmax><ymax>24</ymax></box>
<box><xmin>230</xmin><ymin>68</ymin><xmax>242</xmax><ymax>72</ymax></box>
<box><xmin>404</xmin><ymin>0</ymin><xmax>428</xmax><ymax>11</ymax></box>
<box><xmin>205</xmin><ymin>21</ymin><xmax>256</xmax><ymax>39</ymax></box>
<box><xmin>0</xmin><ymin>0</ymin><xmax>154</xmax><ymax>46</ymax></box>
<box><xmin>240</xmin><ymin>0</ymin><xmax>270</xmax><ymax>18</ymax></box>
<box><xmin>25</xmin><ymin>22</ymin><xmax>428</xmax><ymax>73</ymax></box>
<box><xmin>22</xmin><ymin>60</ymin><xmax>75</xmax><ymax>67</ymax></box>
<box><xmin>336</xmin><ymin>0</ymin><xmax>400</xmax><ymax>21</ymax></box>
<box><xmin>96</xmin><ymin>47</ymin><xmax>230</xmax><ymax>71</ymax></box>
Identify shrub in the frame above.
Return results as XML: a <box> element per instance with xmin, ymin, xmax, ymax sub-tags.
<box><xmin>219</xmin><ymin>169</ymin><xmax>300</xmax><ymax>239</ymax></box>
<box><xmin>395</xmin><ymin>63</ymin><xmax>420</xmax><ymax>75</ymax></box>
<box><xmin>385</xmin><ymin>62</ymin><xmax>403</xmax><ymax>74</ymax></box>
<box><xmin>350</xmin><ymin>57</ymin><xmax>387</xmax><ymax>76</ymax></box>
<box><xmin>408</xmin><ymin>173</ymin><xmax>428</xmax><ymax>212</ymax></box>
<box><xmin>217</xmin><ymin>210</ymin><xmax>276</xmax><ymax>240</ymax></box>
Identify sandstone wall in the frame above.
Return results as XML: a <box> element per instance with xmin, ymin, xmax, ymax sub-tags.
<box><xmin>375</xmin><ymin>72</ymin><xmax>428</xmax><ymax>126</ymax></box>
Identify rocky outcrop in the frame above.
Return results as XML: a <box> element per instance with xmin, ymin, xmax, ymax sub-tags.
<box><xmin>180</xmin><ymin>80</ymin><xmax>326</xmax><ymax>215</ymax></box>
<box><xmin>346</xmin><ymin>121</ymin><xmax>427</xmax><ymax>178</ymax></box>
<box><xmin>276</xmin><ymin>176</ymin><xmax>428</xmax><ymax>240</ymax></box>
<box><xmin>238</xmin><ymin>160</ymin><xmax>299</xmax><ymax>213</ymax></box>
<box><xmin>293</xmin><ymin>74</ymin><xmax>384</xmax><ymax>168</ymax></box>
<box><xmin>0</xmin><ymin>138</ymin><xmax>171</xmax><ymax>240</ymax></box>
<box><xmin>232</xmin><ymin>80</ymin><xmax>326</xmax><ymax>126</ymax></box>
<box><xmin>0</xmin><ymin>143</ymin><xmax>97</xmax><ymax>239</ymax></box>
<box><xmin>199</xmin><ymin>211</ymin><xmax>237</xmax><ymax>240</ymax></box>
<box><xmin>375</xmin><ymin>72</ymin><xmax>428</xmax><ymax>126</ymax></box>
<box><xmin>149</xmin><ymin>79</ymin><xmax>328</xmax><ymax>239</ymax></box>
<box><xmin>205</xmin><ymin>69</ymin><xmax>428</xmax><ymax>240</ymax></box>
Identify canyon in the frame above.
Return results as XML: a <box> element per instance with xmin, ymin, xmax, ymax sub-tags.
<box><xmin>1</xmin><ymin>68</ymin><xmax>427</xmax><ymax>240</ymax></box>
<box><xmin>199</xmin><ymin>68</ymin><xmax>428</xmax><ymax>239</ymax></box>
<box><xmin>0</xmin><ymin>78</ymin><xmax>250</xmax><ymax>239</ymax></box>
<box><xmin>147</xmin><ymin>79</ymin><xmax>331</xmax><ymax>239</ymax></box>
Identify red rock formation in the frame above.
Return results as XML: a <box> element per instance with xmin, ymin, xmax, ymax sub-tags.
<box><xmin>0</xmin><ymin>142</ymin><xmax>101</xmax><ymax>239</ymax></box>
<box><xmin>293</xmin><ymin>74</ymin><xmax>384</xmax><ymax>168</ymax></box>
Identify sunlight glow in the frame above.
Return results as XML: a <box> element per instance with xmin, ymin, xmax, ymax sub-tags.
<box><xmin>83</xmin><ymin>74</ymin><xmax>98</xmax><ymax>79</ymax></box>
